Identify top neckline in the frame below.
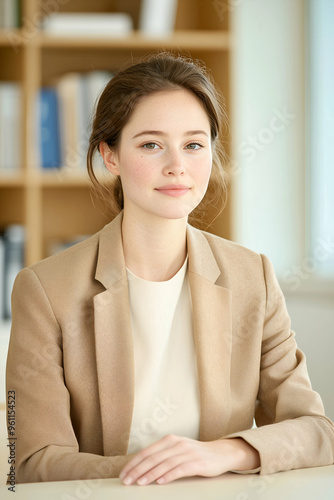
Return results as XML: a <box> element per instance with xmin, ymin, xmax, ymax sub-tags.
<box><xmin>126</xmin><ymin>256</ymin><xmax>188</xmax><ymax>285</ymax></box>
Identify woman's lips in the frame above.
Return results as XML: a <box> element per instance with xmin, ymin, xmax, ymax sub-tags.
<box><xmin>155</xmin><ymin>185</ymin><xmax>190</xmax><ymax>197</ymax></box>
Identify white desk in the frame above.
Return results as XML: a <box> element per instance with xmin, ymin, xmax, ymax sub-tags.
<box><xmin>1</xmin><ymin>465</ymin><xmax>333</xmax><ymax>500</ymax></box>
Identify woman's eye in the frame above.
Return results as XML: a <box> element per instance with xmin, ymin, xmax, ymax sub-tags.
<box><xmin>142</xmin><ymin>142</ymin><xmax>159</xmax><ymax>150</ymax></box>
<box><xmin>186</xmin><ymin>143</ymin><xmax>203</xmax><ymax>150</ymax></box>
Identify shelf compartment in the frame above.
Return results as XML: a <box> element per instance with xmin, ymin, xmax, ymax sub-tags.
<box><xmin>41</xmin><ymin>185</ymin><xmax>109</xmax><ymax>259</ymax></box>
<box><xmin>0</xmin><ymin>46</ymin><xmax>23</xmax><ymax>80</ymax></box>
<box><xmin>34</xmin><ymin>0</ymin><xmax>228</xmax><ymax>31</ymax></box>
<box><xmin>0</xmin><ymin>186</ymin><xmax>25</xmax><ymax>227</ymax></box>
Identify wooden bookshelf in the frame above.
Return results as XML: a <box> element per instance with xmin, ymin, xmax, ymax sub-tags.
<box><xmin>0</xmin><ymin>0</ymin><xmax>231</xmax><ymax>266</ymax></box>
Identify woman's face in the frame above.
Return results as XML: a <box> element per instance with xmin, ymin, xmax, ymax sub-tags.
<box><xmin>105</xmin><ymin>89</ymin><xmax>213</xmax><ymax>222</ymax></box>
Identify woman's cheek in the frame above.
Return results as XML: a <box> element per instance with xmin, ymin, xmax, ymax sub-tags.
<box><xmin>132</xmin><ymin>161</ymin><xmax>156</xmax><ymax>185</ymax></box>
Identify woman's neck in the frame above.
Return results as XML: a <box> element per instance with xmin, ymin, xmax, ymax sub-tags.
<box><xmin>121</xmin><ymin>210</ymin><xmax>188</xmax><ymax>282</ymax></box>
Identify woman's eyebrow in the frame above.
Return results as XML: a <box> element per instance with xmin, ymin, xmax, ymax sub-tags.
<box><xmin>185</xmin><ymin>130</ymin><xmax>209</xmax><ymax>137</ymax></box>
<box><xmin>132</xmin><ymin>130</ymin><xmax>165</xmax><ymax>139</ymax></box>
<box><xmin>132</xmin><ymin>129</ymin><xmax>209</xmax><ymax>139</ymax></box>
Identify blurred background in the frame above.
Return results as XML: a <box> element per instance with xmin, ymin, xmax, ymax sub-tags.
<box><xmin>0</xmin><ymin>0</ymin><xmax>333</xmax><ymax>477</ymax></box>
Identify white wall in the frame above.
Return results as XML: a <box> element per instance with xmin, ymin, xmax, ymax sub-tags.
<box><xmin>230</xmin><ymin>0</ymin><xmax>334</xmax><ymax>421</ymax></box>
<box><xmin>230</xmin><ymin>0</ymin><xmax>305</xmax><ymax>276</ymax></box>
<box><xmin>284</xmin><ymin>292</ymin><xmax>334</xmax><ymax>420</ymax></box>
<box><xmin>309</xmin><ymin>0</ymin><xmax>334</xmax><ymax>276</ymax></box>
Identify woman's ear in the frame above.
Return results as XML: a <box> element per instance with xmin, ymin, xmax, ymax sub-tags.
<box><xmin>99</xmin><ymin>141</ymin><xmax>120</xmax><ymax>176</ymax></box>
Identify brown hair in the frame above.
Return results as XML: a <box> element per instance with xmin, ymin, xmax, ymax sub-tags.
<box><xmin>87</xmin><ymin>51</ymin><xmax>229</xmax><ymax>227</ymax></box>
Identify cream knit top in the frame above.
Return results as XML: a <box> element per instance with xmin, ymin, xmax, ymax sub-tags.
<box><xmin>126</xmin><ymin>258</ymin><xmax>200</xmax><ymax>454</ymax></box>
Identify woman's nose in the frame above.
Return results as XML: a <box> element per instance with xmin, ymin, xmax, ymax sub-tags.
<box><xmin>162</xmin><ymin>149</ymin><xmax>185</xmax><ymax>176</ymax></box>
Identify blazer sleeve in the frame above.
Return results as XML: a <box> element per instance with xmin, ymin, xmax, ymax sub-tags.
<box><xmin>224</xmin><ymin>254</ymin><xmax>334</xmax><ymax>475</ymax></box>
<box><xmin>6</xmin><ymin>268</ymin><xmax>134</xmax><ymax>483</ymax></box>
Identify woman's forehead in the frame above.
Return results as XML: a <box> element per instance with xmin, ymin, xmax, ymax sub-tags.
<box><xmin>123</xmin><ymin>89</ymin><xmax>211</xmax><ymax>132</ymax></box>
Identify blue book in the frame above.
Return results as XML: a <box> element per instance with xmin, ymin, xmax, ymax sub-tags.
<box><xmin>40</xmin><ymin>87</ymin><xmax>62</xmax><ymax>169</ymax></box>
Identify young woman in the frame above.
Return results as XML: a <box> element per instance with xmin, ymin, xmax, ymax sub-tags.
<box><xmin>6</xmin><ymin>52</ymin><xmax>334</xmax><ymax>486</ymax></box>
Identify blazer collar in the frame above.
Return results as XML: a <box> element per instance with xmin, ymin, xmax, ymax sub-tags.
<box><xmin>94</xmin><ymin>213</ymin><xmax>232</xmax><ymax>453</ymax></box>
<box><xmin>186</xmin><ymin>223</ymin><xmax>222</xmax><ymax>283</ymax></box>
<box><xmin>95</xmin><ymin>212</ymin><xmax>222</xmax><ymax>288</ymax></box>
<box><xmin>95</xmin><ymin>212</ymin><xmax>126</xmax><ymax>289</ymax></box>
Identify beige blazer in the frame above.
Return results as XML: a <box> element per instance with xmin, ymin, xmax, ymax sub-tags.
<box><xmin>6</xmin><ymin>212</ymin><xmax>334</xmax><ymax>483</ymax></box>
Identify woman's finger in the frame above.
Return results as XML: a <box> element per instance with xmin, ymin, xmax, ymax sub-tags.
<box><xmin>134</xmin><ymin>452</ymin><xmax>193</xmax><ymax>485</ymax></box>
<box><xmin>120</xmin><ymin>434</ymin><xmax>183</xmax><ymax>483</ymax></box>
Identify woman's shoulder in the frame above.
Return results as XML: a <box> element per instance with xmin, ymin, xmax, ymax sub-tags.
<box><xmin>19</xmin><ymin>214</ymin><xmax>124</xmax><ymax>295</ymax></box>
<box><xmin>189</xmin><ymin>224</ymin><xmax>263</xmax><ymax>263</ymax></box>
<box><xmin>30</xmin><ymin>230</ymin><xmax>101</xmax><ymax>274</ymax></box>
<box><xmin>19</xmin><ymin>230</ymin><xmax>105</xmax><ymax>299</ymax></box>
<box><xmin>187</xmin><ymin>224</ymin><xmax>269</xmax><ymax>293</ymax></box>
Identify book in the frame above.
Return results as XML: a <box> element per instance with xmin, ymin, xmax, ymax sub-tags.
<box><xmin>82</xmin><ymin>71</ymin><xmax>112</xmax><ymax>123</ymax></box>
<box><xmin>3</xmin><ymin>225</ymin><xmax>24</xmax><ymax>319</ymax></box>
<box><xmin>0</xmin><ymin>0</ymin><xmax>20</xmax><ymax>29</ymax></box>
<box><xmin>0</xmin><ymin>82</ymin><xmax>22</xmax><ymax>173</ymax></box>
<box><xmin>56</xmin><ymin>73</ymin><xmax>87</xmax><ymax>172</ymax></box>
<box><xmin>0</xmin><ymin>0</ymin><xmax>3</xmax><ymax>27</ymax></box>
<box><xmin>41</xmin><ymin>13</ymin><xmax>133</xmax><ymax>37</ymax></box>
<box><xmin>39</xmin><ymin>87</ymin><xmax>62</xmax><ymax>169</ymax></box>
<box><xmin>81</xmin><ymin>70</ymin><xmax>112</xmax><ymax>166</ymax></box>
<box><xmin>139</xmin><ymin>0</ymin><xmax>178</xmax><ymax>36</ymax></box>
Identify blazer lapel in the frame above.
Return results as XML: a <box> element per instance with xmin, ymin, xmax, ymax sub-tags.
<box><xmin>93</xmin><ymin>213</ymin><xmax>135</xmax><ymax>456</ymax></box>
<box><xmin>187</xmin><ymin>225</ymin><xmax>232</xmax><ymax>441</ymax></box>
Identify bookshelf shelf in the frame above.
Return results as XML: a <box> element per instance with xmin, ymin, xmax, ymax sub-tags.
<box><xmin>37</xmin><ymin>30</ymin><xmax>230</xmax><ymax>51</ymax></box>
<box><xmin>0</xmin><ymin>30</ymin><xmax>24</xmax><ymax>47</ymax></box>
<box><xmin>40</xmin><ymin>172</ymin><xmax>91</xmax><ymax>187</ymax></box>
<box><xmin>0</xmin><ymin>0</ymin><xmax>232</xmax><ymax>267</ymax></box>
<box><xmin>0</xmin><ymin>175</ymin><xmax>25</xmax><ymax>187</ymax></box>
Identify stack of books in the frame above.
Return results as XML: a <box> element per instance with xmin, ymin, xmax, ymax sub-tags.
<box><xmin>40</xmin><ymin>1</ymin><xmax>178</xmax><ymax>38</ymax></box>
<box><xmin>41</xmin><ymin>12</ymin><xmax>133</xmax><ymax>37</ymax></box>
<box><xmin>39</xmin><ymin>71</ymin><xmax>112</xmax><ymax>172</ymax></box>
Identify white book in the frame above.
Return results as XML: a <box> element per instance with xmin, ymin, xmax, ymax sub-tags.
<box><xmin>139</xmin><ymin>0</ymin><xmax>178</xmax><ymax>36</ymax></box>
<box><xmin>3</xmin><ymin>225</ymin><xmax>24</xmax><ymax>319</ymax></box>
<box><xmin>42</xmin><ymin>13</ymin><xmax>133</xmax><ymax>37</ymax></box>
<box><xmin>82</xmin><ymin>71</ymin><xmax>112</xmax><ymax>155</ymax></box>
<box><xmin>2</xmin><ymin>0</ymin><xmax>19</xmax><ymax>28</ymax></box>
<box><xmin>0</xmin><ymin>0</ymin><xmax>4</xmax><ymax>29</ymax></box>
<box><xmin>0</xmin><ymin>83</ymin><xmax>21</xmax><ymax>173</ymax></box>
<box><xmin>57</xmin><ymin>73</ymin><xmax>86</xmax><ymax>172</ymax></box>
<box><xmin>84</xmin><ymin>71</ymin><xmax>112</xmax><ymax>120</ymax></box>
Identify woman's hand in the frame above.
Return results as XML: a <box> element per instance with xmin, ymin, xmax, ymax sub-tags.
<box><xmin>119</xmin><ymin>435</ymin><xmax>260</xmax><ymax>486</ymax></box>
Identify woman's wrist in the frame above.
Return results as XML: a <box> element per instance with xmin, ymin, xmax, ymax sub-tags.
<box><xmin>223</xmin><ymin>437</ymin><xmax>260</xmax><ymax>472</ymax></box>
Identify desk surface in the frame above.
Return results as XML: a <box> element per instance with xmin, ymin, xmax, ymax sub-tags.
<box><xmin>1</xmin><ymin>465</ymin><xmax>334</xmax><ymax>500</ymax></box>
